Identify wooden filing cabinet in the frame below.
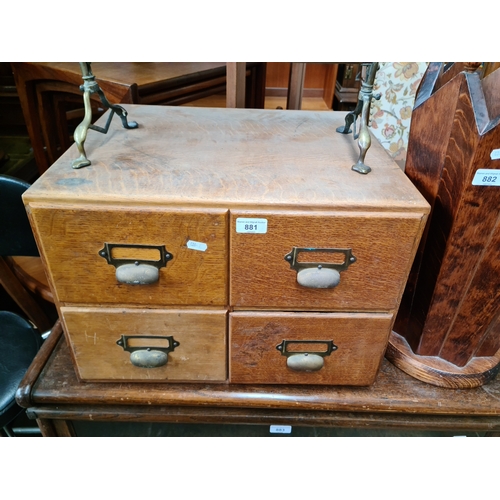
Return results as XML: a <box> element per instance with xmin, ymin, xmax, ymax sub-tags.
<box><xmin>23</xmin><ymin>105</ymin><xmax>429</xmax><ymax>386</ymax></box>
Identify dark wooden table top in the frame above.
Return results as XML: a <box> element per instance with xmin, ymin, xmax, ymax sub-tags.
<box><xmin>16</xmin><ymin>323</ymin><xmax>500</xmax><ymax>432</ymax></box>
<box><xmin>13</xmin><ymin>62</ymin><xmax>227</xmax><ymax>90</ymax></box>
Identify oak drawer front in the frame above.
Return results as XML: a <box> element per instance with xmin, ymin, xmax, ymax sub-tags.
<box><xmin>61</xmin><ymin>307</ymin><xmax>227</xmax><ymax>382</ymax></box>
<box><xmin>230</xmin><ymin>311</ymin><xmax>393</xmax><ymax>386</ymax></box>
<box><xmin>29</xmin><ymin>205</ymin><xmax>228</xmax><ymax>306</ymax></box>
<box><xmin>230</xmin><ymin>212</ymin><xmax>424</xmax><ymax>310</ymax></box>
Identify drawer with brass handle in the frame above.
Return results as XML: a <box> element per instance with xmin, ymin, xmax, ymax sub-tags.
<box><xmin>29</xmin><ymin>205</ymin><xmax>228</xmax><ymax>307</ymax></box>
<box><xmin>230</xmin><ymin>211</ymin><xmax>424</xmax><ymax>311</ymax></box>
<box><xmin>229</xmin><ymin>311</ymin><xmax>393</xmax><ymax>385</ymax></box>
<box><xmin>61</xmin><ymin>307</ymin><xmax>227</xmax><ymax>382</ymax></box>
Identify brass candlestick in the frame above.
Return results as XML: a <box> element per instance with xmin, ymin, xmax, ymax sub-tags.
<box><xmin>72</xmin><ymin>63</ymin><xmax>138</xmax><ymax>169</ymax></box>
<box><xmin>337</xmin><ymin>62</ymin><xmax>380</xmax><ymax>174</ymax></box>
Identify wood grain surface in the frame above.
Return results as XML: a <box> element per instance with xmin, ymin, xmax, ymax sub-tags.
<box><xmin>15</xmin><ymin>319</ymin><xmax>63</xmax><ymax>409</ymax></box>
<box><xmin>390</xmin><ymin>65</ymin><xmax>500</xmax><ymax>386</ymax></box>
<box><xmin>29</xmin><ymin>204</ymin><xmax>228</xmax><ymax>307</ymax></box>
<box><xmin>482</xmin><ymin>66</ymin><xmax>500</xmax><ymax>117</ymax></box>
<box><xmin>230</xmin><ymin>311</ymin><xmax>393</xmax><ymax>385</ymax></box>
<box><xmin>22</xmin><ymin>104</ymin><xmax>430</xmax><ymax>392</ymax></box>
<box><xmin>400</xmin><ymin>71</ymin><xmax>500</xmax><ymax>363</ymax></box>
<box><xmin>61</xmin><ymin>307</ymin><xmax>227</xmax><ymax>382</ymax></box>
<box><xmin>7</xmin><ymin>256</ymin><xmax>53</xmax><ymax>303</ymax></box>
<box><xmin>13</xmin><ymin>62</ymin><xmax>229</xmax><ymax>103</ymax></box>
<box><xmin>12</xmin><ymin>63</ymin><xmax>267</xmax><ymax>174</ymax></box>
<box><xmin>388</xmin><ymin>330</ymin><xmax>500</xmax><ymax>389</ymax></box>
<box><xmin>0</xmin><ymin>256</ymin><xmax>52</xmax><ymax>332</ymax></box>
<box><xmin>23</xmin><ymin>106</ymin><xmax>429</xmax><ymax>213</ymax></box>
<box><xmin>395</xmin><ymin>70</ymin><xmax>468</xmax><ymax>349</ymax></box>
<box><xmin>21</xmin><ymin>333</ymin><xmax>500</xmax><ymax>418</ymax></box>
<box><xmin>230</xmin><ymin>210</ymin><xmax>426</xmax><ymax>310</ymax></box>
<box><xmin>414</xmin><ymin>77</ymin><xmax>482</xmax><ymax>356</ymax></box>
<box><xmin>477</xmin><ymin>315</ymin><xmax>500</xmax><ymax>357</ymax></box>
<box><xmin>426</xmin><ymin>198</ymin><xmax>500</xmax><ymax>364</ymax></box>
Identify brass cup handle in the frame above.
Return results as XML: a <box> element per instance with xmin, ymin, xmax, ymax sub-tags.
<box><xmin>297</xmin><ymin>267</ymin><xmax>340</xmax><ymax>289</ymax></box>
<box><xmin>116</xmin><ymin>335</ymin><xmax>179</xmax><ymax>368</ymax></box>
<box><xmin>276</xmin><ymin>339</ymin><xmax>338</xmax><ymax>372</ymax></box>
<box><xmin>287</xmin><ymin>353</ymin><xmax>325</xmax><ymax>371</ymax></box>
<box><xmin>115</xmin><ymin>262</ymin><xmax>160</xmax><ymax>285</ymax></box>
<box><xmin>284</xmin><ymin>247</ymin><xmax>356</xmax><ymax>289</ymax></box>
<box><xmin>99</xmin><ymin>243</ymin><xmax>173</xmax><ymax>285</ymax></box>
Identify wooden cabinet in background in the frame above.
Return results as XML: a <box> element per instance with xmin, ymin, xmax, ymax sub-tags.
<box><xmin>388</xmin><ymin>62</ymin><xmax>500</xmax><ymax>388</ymax></box>
<box><xmin>333</xmin><ymin>63</ymin><xmax>362</xmax><ymax>111</ymax></box>
<box><xmin>265</xmin><ymin>63</ymin><xmax>338</xmax><ymax>109</ymax></box>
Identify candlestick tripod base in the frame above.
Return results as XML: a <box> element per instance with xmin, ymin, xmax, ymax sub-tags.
<box><xmin>72</xmin><ymin>62</ymin><xmax>138</xmax><ymax>169</ymax></box>
<box><xmin>336</xmin><ymin>62</ymin><xmax>380</xmax><ymax>175</ymax></box>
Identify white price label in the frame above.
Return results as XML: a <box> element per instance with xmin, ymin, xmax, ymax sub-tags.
<box><xmin>270</xmin><ymin>425</ymin><xmax>292</xmax><ymax>434</ymax></box>
<box><xmin>236</xmin><ymin>218</ymin><xmax>268</xmax><ymax>234</ymax></box>
<box><xmin>490</xmin><ymin>149</ymin><xmax>500</xmax><ymax>160</ymax></box>
<box><xmin>472</xmin><ymin>169</ymin><xmax>500</xmax><ymax>186</ymax></box>
<box><xmin>186</xmin><ymin>240</ymin><xmax>207</xmax><ymax>252</ymax></box>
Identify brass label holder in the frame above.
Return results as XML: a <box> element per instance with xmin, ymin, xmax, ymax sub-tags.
<box><xmin>99</xmin><ymin>243</ymin><xmax>173</xmax><ymax>285</ymax></box>
<box><xmin>284</xmin><ymin>247</ymin><xmax>356</xmax><ymax>289</ymax></box>
<box><xmin>276</xmin><ymin>339</ymin><xmax>338</xmax><ymax>372</ymax></box>
<box><xmin>116</xmin><ymin>334</ymin><xmax>180</xmax><ymax>369</ymax></box>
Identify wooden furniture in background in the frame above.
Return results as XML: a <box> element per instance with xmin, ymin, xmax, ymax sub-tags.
<box><xmin>16</xmin><ymin>325</ymin><xmax>500</xmax><ymax>436</ymax></box>
<box><xmin>286</xmin><ymin>63</ymin><xmax>306</xmax><ymax>110</ymax></box>
<box><xmin>226</xmin><ymin>62</ymin><xmax>246</xmax><ymax>108</ymax></box>
<box><xmin>0</xmin><ymin>257</ymin><xmax>51</xmax><ymax>332</ymax></box>
<box><xmin>388</xmin><ymin>62</ymin><xmax>500</xmax><ymax>388</ymax></box>
<box><xmin>483</xmin><ymin>62</ymin><xmax>500</xmax><ymax>78</ymax></box>
<box><xmin>22</xmin><ymin>105</ymin><xmax>428</xmax><ymax>388</ymax></box>
<box><xmin>265</xmin><ymin>63</ymin><xmax>338</xmax><ymax>109</ymax></box>
<box><xmin>4</xmin><ymin>255</ymin><xmax>52</xmax><ymax>304</ymax></box>
<box><xmin>333</xmin><ymin>63</ymin><xmax>362</xmax><ymax>111</ymax></box>
<box><xmin>11</xmin><ymin>62</ymin><xmax>266</xmax><ymax>174</ymax></box>
<box><xmin>0</xmin><ymin>63</ymin><xmax>40</xmax><ymax>182</ymax></box>
<box><xmin>0</xmin><ymin>63</ymin><xmax>27</xmax><ymax>136</ymax></box>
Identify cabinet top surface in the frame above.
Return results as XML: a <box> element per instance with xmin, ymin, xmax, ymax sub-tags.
<box><xmin>26</xmin><ymin>105</ymin><xmax>428</xmax><ymax>212</ymax></box>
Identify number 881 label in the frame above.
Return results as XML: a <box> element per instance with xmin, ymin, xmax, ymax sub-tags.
<box><xmin>235</xmin><ymin>218</ymin><xmax>268</xmax><ymax>234</ymax></box>
<box><xmin>472</xmin><ymin>169</ymin><xmax>500</xmax><ymax>186</ymax></box>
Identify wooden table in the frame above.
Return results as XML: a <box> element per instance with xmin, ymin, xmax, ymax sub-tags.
<box><xmin>16</xmin><ymin>322</ymin><xmax>500</xmax><ymax>436</ymax></box>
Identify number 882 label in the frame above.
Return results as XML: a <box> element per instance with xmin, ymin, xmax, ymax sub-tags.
<box><xmin>472</xmin><ymin>169</ymin><xmax>500</xmax><ymax>186</ymax></box>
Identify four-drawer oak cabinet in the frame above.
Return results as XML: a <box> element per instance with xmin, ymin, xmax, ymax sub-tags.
<box><xmin>23</xmin><ymin>105</ymin><xmax>429</xmax><ymax>386</ymax></box>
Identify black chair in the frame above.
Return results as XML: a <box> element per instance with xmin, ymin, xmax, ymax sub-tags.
<box><xmin>0</xmin><ymin>311</ymin><xmax>43</xmax><ymax>436</ymax></box>
<box><xmin>0</xmin><ymin>174</ymin><xmax>56</xmax><ymax>436</ymax></box>
<box><xmin>0</xmin><ymin>174</ymin><xmax>53</xmax><ymax>332</ymax></box>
